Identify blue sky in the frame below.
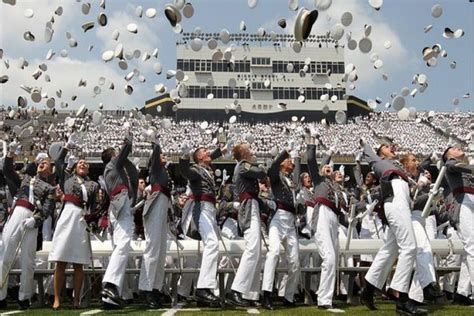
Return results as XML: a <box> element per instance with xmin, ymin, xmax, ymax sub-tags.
<box><xmin>0</xmin><ymin>0</ymin><xmax>472</xmax><ymax>112</ymax></box>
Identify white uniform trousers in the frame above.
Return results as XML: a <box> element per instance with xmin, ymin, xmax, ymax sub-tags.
<box><xmin>231</xmin><ymin>200</ymin><xmax>261</xmax><ymax>300</ymax></box>
<box><xmin>262</xmin><ymin>209</ymin><xmax>299</xmax><ymax>302</ymax></box>
<box><xmin>139</xmin><ymin>194</ymin><xmax>171</xmax><ymax>292</ymax></box>
<box><xmin>315</xmin><ymin>204</ymin><xmax>339</xmax><ymax>306</ymax></box>
<box><xmin>440</xmin><ymin>227</ymin><xmax>462</xmax><ymax>294</ymax></box>
<box><xmin>0</xmin><ymin>206</ymin><xmax>38</xmax><ymax>301</ymax></box>
<box><xmin>365</xmin><ymin>179</ymin><xmax>417</xmax><ymax>293</ymax></box>
<box><xmin>409</xmin><ymin>211</ymin><xmax>436</xmax><ymax>302</ymax></box>
<box><xmin>458</xmin><ymin>193</ymin><xmax>474</xmax><ymax>295</ymax></box>
<box><xmin>102</xmin><ymin>198</ymin><xmax>133</xmax><ymax>295</ymax></box>
<box><xmin>196</xmin><ymin>201</ymin><xmax>219</xmax><ymax>289</ymax></box>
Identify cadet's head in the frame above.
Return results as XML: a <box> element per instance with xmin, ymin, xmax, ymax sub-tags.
<box><xmin>424</xmin><ymin>169</ymin><xmax>432</xmax><ymax>182</ymax></box>
<box><xmin>280</xmin><ymin>157</ymin><xmax>294</xmax><ymax>174</ymax></box>
<box><xmin>160</xmin><ymin>153</ymin><xmax>168</xmax><ymax>166</ymax></box>
<box><xmin>36</xmin><ymin>157</ymin><xmax>52</xmax><ymax>177</ymax></box>
<box><xmin>320</xmin><ymin>164</ymin><xmax>333</xmax><ymax>177</ymax></box>
<box><xmin>75</xmin><ymin>158</ymin><xmax>89</xmax><ymax>177</ymax></box>
<box><xmin>443</xmin><ymin>146</ymin><xmax>465</xmax><ymax>163</ymax></box>
<box><xmin>365</xmin><ymin>171</ymin><xmax>377</xmax><ymax>186</ymax></box>
<box><xmin>377</xmin><ymin>143</ymin><xmax>396</xmax><ymax>160</ymax></box>
<box><xmin>193</xmin><ymin>147</ymin><xmax>211</xmax><ymax>165</ymax></box>
<box><xmin>300</xmin><ymin>172</ymin><xmax>311</xmax><ymax>188</ymax></box>
<box><xmin>400</xmin><ymin>153</ymin><xmax>418</xmax><ymax>177</ymax></box>
<box><xmin>101</xmin><ymin>147</ymin><xmax>116</xmax><ymax>165</ymax></box>
<box><xmin>232</xmin><ymin>143</ymin><xmax>252</xmax><ymax>162</ymax></box>
<box><xmin>138</xmin><ymin>178</ymin><xmax>146</xmax><ymax>191</ymax></box>
<box><xmin>333</xmin><ymin>170</ymin><xmax>343</xmax><ymax>183</ymax></box>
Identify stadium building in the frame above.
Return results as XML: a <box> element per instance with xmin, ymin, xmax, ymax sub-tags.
<box><xmin>144</xmin><ymin>32</ymin><xmax>370</xmax><ymax>122</ymax></box>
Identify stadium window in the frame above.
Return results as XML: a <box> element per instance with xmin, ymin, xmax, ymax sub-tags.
<box><xmin>223</xmin><ymin>88</ymin><xmax>229</xmax><ymax>98</ymax></box>
<box><xmin>217</xmin><ymin>87</ymin><xmax>223</xmax><ymax>98</ymax></box>
<box><xmin>217</xmin><ymin>62</ymin><xmax>223</xmax><ymax>72</ymax></box>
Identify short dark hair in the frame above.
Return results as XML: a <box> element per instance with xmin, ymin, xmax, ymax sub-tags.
<box><xmin>101</xmin><ymin>147</ymin><xmax>116</xmax><ymax>165</ymax></box>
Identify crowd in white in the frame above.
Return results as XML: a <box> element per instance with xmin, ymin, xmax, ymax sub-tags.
<box><xmin>5</xmin><ymin>110</ymin><xmax>472</xmax><ymax>160</ymax></box>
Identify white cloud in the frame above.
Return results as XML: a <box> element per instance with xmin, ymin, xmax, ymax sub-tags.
<box><xmin>259</xmin><ymin>0</ymin><xmax>411</xmax><ymax>99</ymax></box>
<box><xmin>1</xmin><ymin>56</ymin><xmax>145</xmax><ymax>110</ymax></box>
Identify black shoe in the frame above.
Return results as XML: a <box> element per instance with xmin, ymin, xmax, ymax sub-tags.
<box><xmin>154</xmin><ymin>289</ymin><xmax>171</xmax><ymax>305</ymax></box>
<box><xmin>0</xmin><ymin>299</ymin><xmax>7</xmax><ymax>309</ymax></box>
<box><xmin>309</xmin><ymin>290</ymin><xmax>318</xmax><ymax>304</ymax></box>
<box><xmin>396</xmin><ymin>300</ymin><xmax>428</xmax><ymax>315</ymax></box>
<box><xmin>443</xmin><ymin>291</ymin><xmax>454</xmax><ymax>301</ymax></box>
<box><xmin>226</xmin><ymin>290</ymin><xmax>249</xmax><ymax>307</ymax></box>
<box><xmin>360</xmin><ymin>287</ymin><xmax>377</xmax><ymax>311</ymax></box>
<box><xmin>423</xmin><ymin>283</ymin><xmax>445</xmax><ymax>303</ymax></box>
<box><xmin>245</xmin><ymin>299</ymin><xmax>261</xmax><ymax>307</ymax></box>
<box><xmin>453</xmin><ymin>293</ymin><xmax>474</xmax><ymax>306</ymax></box>
<box><xmin>101</xmin><ymin>283</ymin><xmax>124</xmax><ymax>307</ymax></box>
<box><xmin>7</xmin><ymin>286</ymin><xmax>19</xmax><ymax>301</ymax></box>
<box><xmin>144</xmin><ymin>291</ymin><xmax>162</xmax><ymax>309</ymax></box>
<box><xmin>262</xmin><ymin>291</ymin><xmax>273</xmax><ymax>310</ymax></box>
<box><xmin>17</xmin><ymin>299</ymin><xmax>30</xmax><ymax>310</ymax></box>
<box><xmin>195</xmin><ymin>288</ymin><xmax>220</xmax><ymax>304</ymax></box>
<box><xmin>318</xmin><ymin>305</ymin><xmax>332</xmax><ymax>309</ymax></box>
<box><xmin>102</xmin><ymin>300</ymin><xmax>123</xmax><ymax>310</ymax></box>
<box><xmin>283</xmin><ymin>298</ymin><xmax>296</xmax><ymax>307</ymax></box>
<box><xmin>177</xmin><ymin>294</ymin><xmax>188</xmax><ymax>303</ymax></box>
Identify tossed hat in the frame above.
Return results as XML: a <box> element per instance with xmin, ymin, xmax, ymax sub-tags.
<box><xmin>294</xmin><ymin>8</ymin><xmax>319</xmax><ymax>41</ymax></box>
<box><xmin>164</xmin><ymin>4</ymin><xmax>181</xmax><ymax>27</ymax></box>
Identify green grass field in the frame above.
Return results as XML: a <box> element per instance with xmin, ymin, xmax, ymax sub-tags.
<box><xmin>0</xmin><ymin>301</ymin><xmax>472</xmax><ymax>315</ymax></box>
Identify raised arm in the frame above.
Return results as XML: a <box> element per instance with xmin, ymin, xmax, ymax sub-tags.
<box><xmin>240</xmin><ymin>162</ymin><xmax>267</xmax><ymax>180</ymax></box>
<box><xmin>55</xmin><ymin>147</ymin><xmax>69</xmax><ymax>191</ymax></box>
<box><xmin>210</xmin><ymin>147</ymin><xmax>223</xmax><ymax>161</ymax></box>
<box><xmin>268</xmin><ymin>150</ymin><xmax>289</xmax><ymax>184</ymax></box>
<box><xmin>293</xmin><ymin>156</ymin><xmax>301</xmax><ymax>186</ymax></box>
<box><xmin>114</xmin><ymin>135</ymin><xmax>133</xmax><ymax>169</ymax></box>
<box><xmin>353</xmin><ymin>161</ymin><xmax>364</xmax><ymax>187</ymax></box>
<box><xmin>306</xmin><ymin>144</ymin><xmax>322</xmax><ymax>187</ymax></box>
<box><xmin>362</xmin><ymin>142</ymin><xmax>381</xmax><ymax>167</ymax></box>
<box><xmin>179</xmin><ymin>157</ymin><xmax>200</xmax><ymax>181</ymax></box>
<box><xmin>2</xmin><ymin>155</ymin><xmax>21</xmax><ymax>195</ymax></box>
<box><xmin>445</xmin><ymin>159</ymin><xmax>474</xmax><ymax>174</ymax></box>
<box><xmin>149</xmin><ymin>141</ymin><xmax>164</xmax><ymax>183</ymax></box>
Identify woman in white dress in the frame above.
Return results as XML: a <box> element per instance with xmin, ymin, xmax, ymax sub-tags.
<box><xmin>49</xmin><ymin>148</ymin><xmax>99</xmax><ymax>309</ymax></box>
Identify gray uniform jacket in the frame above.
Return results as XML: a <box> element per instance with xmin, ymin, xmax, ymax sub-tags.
<box><xmin>268</xmin><ymin>150</ymin><xmax>298</xmax><ymax>213</ymax></box>
<box><xmin>144</xmin><ymin>142</ymin><xmax>173</xmax><ymax>217</ymax></box>
<box><xmin>361</xmin><ymin>143</ymin><xmax>410</xmax><ymax>202</ymax></box>
<box><xmin>233</xmin><ymin>159</ymin><xmax>266</xmax><ymax>233</ymax></box>
<box><xmin>56</xmin><ymin>148</ymin><xmax>99</xmax><ymax>212</ymax></box>
<box><xmin>444</xmin><ymin>158</ymin><xmax>474</xmax><ymax>204</ymax></box>
<box><xmin>179</xmin><ymin>147</ymin><xmax>222</xmax><ymax>239</ymax></box>
<box><xmin>103</xmin><ymin>140</ymin><xmax>139</xmax><ymax>218</ymax></box>
<box><xmin>307</xmin><ymin>144</ymin><xmax>344</xmax><ymax>215</ymax></box>
<box><xmin>3</xmin><ymin>156</ymin><xmax>56</xmax><ymax>227</ymax></box>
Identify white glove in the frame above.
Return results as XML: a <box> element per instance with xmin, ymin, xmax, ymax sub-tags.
<box><xmin>181</xmin><ymin>142</ymin><xmax>191</xmax><ymax>156</ymax></box>
<box><xmin>355</xmin><ymin>152</ymin><xmax>362</xmax><ymax>162</ymax></box>
<box><xmin>266</xmin><ymin>200</ymin><xmax>277</xmax><ymax>210</ymax></box>
<box><xmin>222</xmin><ymin>169</ymin><xmax>230</xmax><ymax>182</ymax></box>
<box><xmin>232</xmin><ymin>202</ymin><xmax>241</xmax><ymax>210</ymax></box>
<box><xmin>290</xmin><ymin>149</ymin><xmax>299</xmax><ymax>159</ymax></box>
<box><xmin>359</xmin><ymin>137</ymin><xmax>367</xmax><ymax>148</ymax></box>
<box><xmin>8</xmin><ymin>141</ymin><xmax>20</xmax><ymax>155</ymax></box>
<box><xmin>339</xmin><ymin>165</ymin><xmax>345</xmax><ymax>176</ymax></box>
<box><xmin>366</xmin><ymin>199</ymin><xmax>378</xmax><ymax>216</ymax></box>
<box><xmin>328</xmin><ymin>146</ymin><xmax>336</xmax><ymax>155</ymax></box>
<box><xmin>285</xmin><ymin>140</ymin><xmax>295</xmax><ymax>153</ymax></box>
<box><xmin>67</xmin><ymin>155</ymin><xmax>77</xmax><ymax>169</ymax></box>
<box><xmin>22</xmin><ymin>217</ymin><xmax>36</xmax><ymax>230</ymax></box>
<box><xmin>66</xmin><ymin>133</ymin><xmax>79</xmax><ymax>149</ymax></box>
